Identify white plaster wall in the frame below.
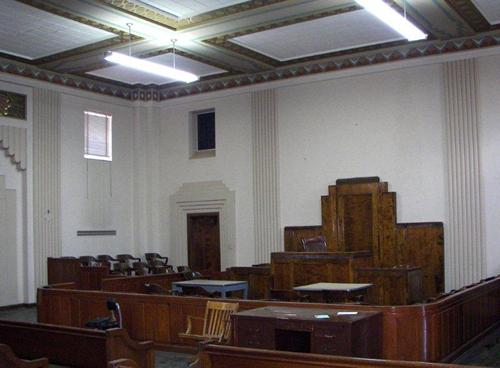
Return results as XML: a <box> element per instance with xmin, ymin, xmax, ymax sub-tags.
<box><xmin>60</xmin><ymin>94</ymin><xmax>135</xmax><ymax>257</ymax></box>
<box><xmin>159</xmin><ymin>94</ymin><xmax>255</xmax><ymax>266</ymax></box>
<box><xmin>277</xmin><ymin>64</ymin><xmax>447</xmax><ymax>228</ymax></box>
<box><xmin>477</xmin><ymin>54</ymin><xmax>500</xmax><ymax>277</ymax></box>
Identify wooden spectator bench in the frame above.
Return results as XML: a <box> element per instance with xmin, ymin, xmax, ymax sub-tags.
<box><xmin>0</xmin><ymin>319</ymin><xmax>154</xmax><ymax>368</ymax></box>
<box><xmin>0</xmin><ymin>344</ymin><xmax>48</xmax><ymax>368</ymax></box>
<box><xmin>200</xmin><ymin>345</ymin><xmax>479</xmax><ymax>368</ymax></box>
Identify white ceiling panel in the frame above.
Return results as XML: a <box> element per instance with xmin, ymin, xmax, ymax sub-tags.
<box><xmin>137</xmin><ymin>0</ymin><xmax>248</xmax><ymax>19</ymax></box>
<box><xmin>0</xmin><ymin>0</ymin><xmax>115</xmax><ymax>60</ymax></box>
<box><xmin>471</xmin><ymin>0</ymin><xmax>500</xmax><ymax>25</ymax></box>
<box><xmin>230</xmin><ymin>9</ymin><xmax>405</xmax><ymax>61</ymax></box>
<box><xmin>87</xmin><ymin>53</ymin><xmax>226</xmax><ymax>85</ymax></box>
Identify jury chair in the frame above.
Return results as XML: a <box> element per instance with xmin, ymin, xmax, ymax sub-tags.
<box><xmin>79</xmin><ymin>256</ymin><xmax>99</xmax><ymax>267</ymax></box>
<box><xmin>97</xmin><ymin>255</ymin><xmax>120</xmax><ymax>272</ymax></box>
<box><xmin>144</xmin><ymin>253</ymin><xmax>168</xmax><ymax>265</ymax></box>
<box><xmin>116</xmin><ymin>254</ymin><xmax>141</xmax><ymax>275</ymax></box>
<box><xmin>300</xmin><ymin>235</ymin><xmax>327</xmax><ymax>252</ymax></box>
<box><xmin>145</xmin><ymin>253</ymin><xmax>169</xmax><ymax>274</ymax></box>
<box><xmin>179</xmin><ymin>301</ymin><xmax>239</xmax><ymax>367</ymax></box>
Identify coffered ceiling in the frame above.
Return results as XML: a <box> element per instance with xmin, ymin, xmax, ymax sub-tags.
<box><xmin>0</xmin><ymin>0</ymin><xmax>499</xmax><ymax>100</ymax></box>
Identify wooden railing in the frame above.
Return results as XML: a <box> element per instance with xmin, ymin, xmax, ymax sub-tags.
<box><xmin>37</xmin><ymin>275</ymin><xmax>500</xmax><ymax>362</ymax></box>
<box><xmin>101</xmin><ymin>273</ymin><xmax>184</xmax><ymax>293</ymax></box>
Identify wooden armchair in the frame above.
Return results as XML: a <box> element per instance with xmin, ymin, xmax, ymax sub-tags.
<box><xmin>97</xmin><ymin>255</ymin><xmax>120</xmax><ymax>272</ymax></box>
<box><xmin>179</xmin><ymin>301</ymin><xmax>239</xmax><ymax>367</ymax></box>
<box><xmin>116</xmin><ymin>254</ymin><xmax>141</xmax><ymax>275</ymax></box>
<box><xmin>79</xmin><ymin>256</ymin><xmax>99</xmax><ymax>267</ymax></box>
<box><xmin>145</xmin><ymin>253</ymin><xmax>168</xmax><ymax>265</ymax></box>
<box><xmin>300</xmin><ymin>235</ymin><xmax>327</xmax><ymax>252</ymax></box>
<box><xmin>179</xmin><ymin>301</ymin><xmax>239</xmax><ymax>343</ymax></box>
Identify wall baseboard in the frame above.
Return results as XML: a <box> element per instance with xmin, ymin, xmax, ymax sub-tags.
<box><xmin>0</xmin><ymin>303</ymin><xmax>36</xmax><ymax>311</ymax></box>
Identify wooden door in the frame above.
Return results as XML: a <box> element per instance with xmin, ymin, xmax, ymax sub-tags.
<box><xmin>187</xmin><ymin>213</ymin><xmax>221</xmax><ymax>273</ymax></box>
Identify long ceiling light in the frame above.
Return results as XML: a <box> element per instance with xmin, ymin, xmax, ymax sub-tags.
<box><xmin>355</xmin><ymin>0</ymin><xmax>427</xmax><ymax>41</ymax></box>
<box><xmin>105</xmin><ymin>25</ymin><xmax>198</xmax><ymax>84</ymax></box>
<box><xmin>105</xmin><ymin>51</ymin><xmax>199</xmax><ymax>83</ymax></box>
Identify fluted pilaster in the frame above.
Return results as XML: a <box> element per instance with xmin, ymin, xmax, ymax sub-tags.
<box><xmin>252</xmin><ymin>89</ymin><xmax>281</xmax><ymax>263</ymax></box>
<box><xmin>33</xmin><ymin>88</ymin><xmax>61</xmax><ymax>287</ymax></box>
<box><xmin>443</xmin><ymin>59</ymin><xmax>484</xmax><ymax>289</ymax></box>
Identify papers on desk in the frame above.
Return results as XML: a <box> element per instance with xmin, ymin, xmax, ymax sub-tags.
<box><xmin>314</xmin><ymin>314</ymin><xmax>330</xmax><ymax>319</ymax></box>
<box><xmin>336</xmin><ymin>311</ymin><xmax>358</xmax><ymax>315</ymax></box>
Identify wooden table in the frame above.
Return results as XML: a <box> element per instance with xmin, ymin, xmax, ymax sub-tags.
<box><xmin>232</xmin><ymin>306</ymin><xmax>382</xmax><ymax>358</ymax></box>
<box><xmin>293</xmin><ymin>282</ymin><xmax>373</xmax><ymax>303</ymax></box>
<box><xmin>172</xmin><ymin>279</ymin><xmax>248</xmax><ymax>298</ymax></box>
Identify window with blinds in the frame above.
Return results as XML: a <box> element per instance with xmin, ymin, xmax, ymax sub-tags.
<box><xmin>84</xmin><ymin>111</ymin><xmax>112</xmax><ymax>161</ymax></box>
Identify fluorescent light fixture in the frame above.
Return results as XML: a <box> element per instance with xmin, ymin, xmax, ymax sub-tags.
<box><xmin>105</xmin><ymin>52</ymin><xmax>199</xmax><ymax>83</ymax></box>
<box><xmin>355</xmin><ymin>0</ymin><xmax>427</xmax><ymax>41</ymax></box>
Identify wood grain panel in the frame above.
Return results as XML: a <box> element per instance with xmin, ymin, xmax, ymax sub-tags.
<box><xmin>47</xmin><ymin>258</ymin><xmax>80</xmax><ymax>284</ymax></box>
<box><xmin>272</xmin><ymin>252</ymin><xmax>372</xmax><ymax>289</ymax></box>
<box><xmin>282</xmin><ymin>177</ymin><xmax>443</xmax><ymax>301</ymax></box>
<box><xmin>338</xmin><ymin>194</ymin><xmax>373</xmax><ymax>252</ymax></box>
<box><xmin>356</xmin><ymin>267</ymin><xmax>423</xmax><ymax>305</ymax></box>
<box><xmin>226</xmin><ymin>266</ymin><xmax>272</xmax><ymax>300</ymax></box>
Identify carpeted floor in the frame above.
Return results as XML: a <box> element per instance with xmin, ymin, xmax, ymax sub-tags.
<box><xmin>1</xmin><ymin>305</ymin><xmax>500</xmax><ymax>367</ymax></box>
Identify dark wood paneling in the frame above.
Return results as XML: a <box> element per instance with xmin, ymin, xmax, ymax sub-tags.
<box><xmin>101</xmin><ymin>273</ymin><xmax>184</xmax><ymax>293</ymax></box>
<box><xmin>226</xmin><ymin>266</ymin><xmax>272</xmax><ymax>300</ymax></box>
<box><xmin>356</xmin><ymin>267</ymin><xmax>423</xmax><ymax>305</ymax></box>
<box><xmin>272</xmin><ymin>251</ymin><xmax>372</xmax><ymax>290</ymax></box>
<box><xmin>201</xmin><ymin>345</ymin><xmax>475</xmax><ymax>368</ymax></box>
<box><xmin>37</xmin><ymin>276</ymin><xmax>500</xmax><ymax>362</ymax></box>
<box><xmin>0</xmin><ymin>319</ymin><xmax>154</xmax><ymax>368</ymax></box>
<box><xmin>78</xmin><ymin>266</ymin><xmax>112</xmax><ymax>290</ymax></box>
<box><xmin>47</xmin><ymin>258</ymin><xmax>80</xmax><ymax>284</ymax></box>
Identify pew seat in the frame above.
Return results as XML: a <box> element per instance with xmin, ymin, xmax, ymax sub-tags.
<box><xmin>0</xmin><ymin>344</ymin><xmax>48</xmax><ymax>368</ymax></box>
<box><xmin>0</xmin><ymin>319</ymin><xmax>154</xmax><ymax>368</ymax></box>
<box><xmin>201</xmin><ymin>345</ymin><xmax>476</xmax><ymax>368</ymax></box>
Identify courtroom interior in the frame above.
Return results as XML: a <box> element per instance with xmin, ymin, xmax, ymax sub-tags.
<box><xmin>0</xmin><ymin>0</ymin><xmax>500</xmax><ymax>367</ymax></box>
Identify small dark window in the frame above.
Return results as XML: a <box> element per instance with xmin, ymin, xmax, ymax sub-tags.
<box><xmin>196</xmin><ymin>111</ymin><xmax>215</xmax><ymax>151</ymax></box>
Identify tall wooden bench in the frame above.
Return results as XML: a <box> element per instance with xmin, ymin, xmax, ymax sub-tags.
<box><xmin>0</xmin><ymin>319</ymin><xmax>154</xmax><ymax>368</ymax></box>
<box><xmin>0</xmin><ymin>344</ymin><xmax>48</xmax><ymax>368</ymax></box>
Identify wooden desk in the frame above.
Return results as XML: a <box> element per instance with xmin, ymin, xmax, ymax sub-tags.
<box><xmin>172</xmin><ymin>280</ymin><xmax>248</xmax><ymax>298</ymax></box>
<box><xmin>232</xmin><ymin>306</ymin><xmax>382</xmax><ymax>358</ymax></box>
<box><xmin>293</xmin><ymin>283</ymin><xmax>373</xmax><ymax>303</ymax></box>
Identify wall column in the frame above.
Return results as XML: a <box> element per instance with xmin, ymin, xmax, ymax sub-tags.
<box><xmin>252</xmin><ymin>89</ymin><xmax>281</xmax><ymax>263</ymax></box>
<box><xmin>443</xmin><ymin>59</ymin><xmax>484</xmax><ymax>289</ymax></box>
<box><xmin>33</xmin><ymin>88</ymin><xmax>61</xmax><ymax>287</ymax></box>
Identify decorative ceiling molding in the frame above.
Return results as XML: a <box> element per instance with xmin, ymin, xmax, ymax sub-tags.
<box><xmin>13</xmin><ymin>0</ymin><xmax>142</xmax><ymax>66</ymax></box>
<box><xmin>151</xmin><ymin>33</ymin><xmax>500</xmax><ymax>102</ymax></box>
<box><xmin>445</xmin><ymin>0</ymin><xmax>500</xmax><ymax>32</ymax></box>
<box><xmin>1</xmin><ymin>32</ymin><xmax>499</xmax><ymax>102</ymax></box>
<box><xmin>97</xmin><ymin>0</ymin><xmax>290</xmax><ymax>31</ymax></box>
<box><xmin>0</xmin><ymin>57</ymin><xmax>133</xmax><ymax>99</ymax></box>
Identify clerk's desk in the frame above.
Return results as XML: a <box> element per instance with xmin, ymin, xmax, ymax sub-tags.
<box><xmin>232</xmin><ymin>306</ymin><xmax>382</xmax><ymax>358</ymax></box>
